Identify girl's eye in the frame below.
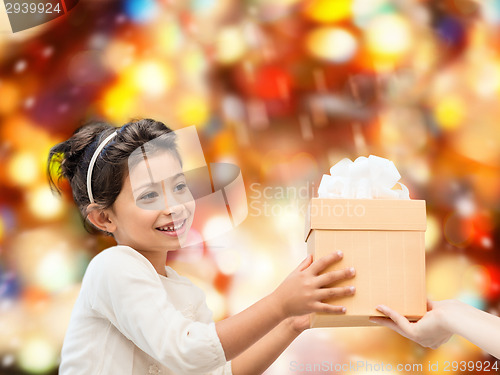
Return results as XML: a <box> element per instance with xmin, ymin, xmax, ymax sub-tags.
<box><xmin>139</xmin><ymin>191</ymin><xmax>159</xmax><ymax>201</ymax></box>
<box><xmin>174</xmin><ymin>182</ymin><xmax>187</xmax><ymax>192</ymax></box>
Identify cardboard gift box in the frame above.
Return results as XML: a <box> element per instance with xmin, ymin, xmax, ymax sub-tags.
<box><xmin>305</xmin><ymin>198</ymin><xmax>427</xmax><ymax>328</ymax></box>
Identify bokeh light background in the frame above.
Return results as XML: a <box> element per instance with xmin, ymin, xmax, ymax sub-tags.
<box><xmin>1</xmin><ymin>0</ymin><xmax>500</xmax><ymax>374</ymax></box>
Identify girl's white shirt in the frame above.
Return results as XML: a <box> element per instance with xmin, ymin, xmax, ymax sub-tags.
<box><xmin>59</xmin><ymin>245</ymin><xmax>232</xmax><ymax>375</ymax></box>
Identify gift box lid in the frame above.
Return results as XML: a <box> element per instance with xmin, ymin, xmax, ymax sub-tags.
<box><xmin>305</xmin><ymin>198</ymin><xmax>427</xmax><ymax>242</ymax></box>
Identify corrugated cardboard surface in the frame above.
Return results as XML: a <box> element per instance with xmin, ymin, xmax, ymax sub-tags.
<box><xmin>305</xmin><ymin>199</ymin><xmax>427</xmax><ymax>328</ymax></box>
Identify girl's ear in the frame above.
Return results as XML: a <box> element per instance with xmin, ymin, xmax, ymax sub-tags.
<box><xmin>86</xmin><ymin>204</ymin><xmax>117</xmax><ymax>233</ymax></box>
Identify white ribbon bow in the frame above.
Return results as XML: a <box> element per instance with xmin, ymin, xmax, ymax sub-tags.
<box><xmin>317</xmin><ymin>155</ymin><xmax>410</xmax><ymax>200</ymax></box>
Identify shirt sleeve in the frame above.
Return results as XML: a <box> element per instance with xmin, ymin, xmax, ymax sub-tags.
<box><xmin>84</xmin><ymin>246</ymin><xmax>227</xmax><ymax>375</ymax></box>
<box><xmin>210</xmin><ymin>361</ymin><xmax>233</xmax><ymax>375</ymax></box>
<box><xmin>170</xmin><ymin>269</ymin><xmax>233</xmax><ymax>375</ymax></box>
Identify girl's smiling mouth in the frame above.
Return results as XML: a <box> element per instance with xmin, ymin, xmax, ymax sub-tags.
<box><xmin>155</xmin><ymin>219</ymin><xmax>188</xmax><ymax>237</ymax></box>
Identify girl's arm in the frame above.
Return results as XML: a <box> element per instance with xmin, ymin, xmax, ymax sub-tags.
<box><xmin>230</xmin><ymin>316</ymin><xmax>308</xmax><ymax>375</ymax></box>
<box><xmin>371</xmin><ymin>300</ymin><xmax>500</xmax><ymax>359</ymax></box>
<box><xmin>216</xmin><ymin>251</ymin><xmax>356</xmax><ymax>360</ymax></box>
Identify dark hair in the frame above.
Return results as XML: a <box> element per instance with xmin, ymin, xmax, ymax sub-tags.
<box><xmin>47</xmin><ymin>118</ymin><xmax>180</xmax><ymax>235</ymax></box>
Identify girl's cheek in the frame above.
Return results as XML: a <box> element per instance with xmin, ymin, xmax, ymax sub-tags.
<box><xmin>187</xmin><ymin>199</ymin><xmax>195</xmax><ymax>213</ymax></box>
<box><xmin>179</xmin><ymin>193</ymin><xmax>195</xmax><ymax>212</ymax></box>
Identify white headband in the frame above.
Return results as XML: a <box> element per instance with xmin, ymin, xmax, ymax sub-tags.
<box><xmin>87</xmin><ymin>130</ymin><xmax>118</xmax><ymax>204</ymax></box>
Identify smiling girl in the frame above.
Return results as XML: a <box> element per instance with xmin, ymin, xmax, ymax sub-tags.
<box><xmin>48</xmin><ymin>118</ymin><xmax>356</xmax><ymax>375</ymax></box>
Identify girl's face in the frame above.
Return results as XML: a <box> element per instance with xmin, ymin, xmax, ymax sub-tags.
<box><xmin>109</xmin><ymin>151</ymin><xmax>195</xmax><ymax>252</ymax></box>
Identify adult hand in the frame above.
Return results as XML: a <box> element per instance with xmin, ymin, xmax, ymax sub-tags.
<box><xmin>370</xmin><ymin>300</ymin><xmax>454</xmax><ymax>349</ymax></box>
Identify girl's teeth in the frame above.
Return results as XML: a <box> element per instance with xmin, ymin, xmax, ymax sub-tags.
<box><xmin>158</xmin><ymin>221</ymin><xmax>184</xmax><ymax>232</ymax></box>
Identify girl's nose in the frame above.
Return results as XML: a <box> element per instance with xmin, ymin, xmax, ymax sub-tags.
<box><xmin>161</xmin><ymin>187</ymin><xmax>183</xmax><ymax>216</ymax></box>
<box><xmin>161</xmin><ymin>201</ymin><xmax>183</xmax><ymax>216</ymax></box>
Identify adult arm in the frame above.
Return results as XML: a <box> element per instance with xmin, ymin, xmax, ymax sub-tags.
<box><xmin>371</xmin><ymin>299</ymin><xmax>500</xmax><ymax>359</ymax></box>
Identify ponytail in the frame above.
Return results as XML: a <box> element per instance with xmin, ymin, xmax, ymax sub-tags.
<box><xmin>48</xmin><ymin>121</ymin><xmax>113</xmax><ymax>194</ymax></box>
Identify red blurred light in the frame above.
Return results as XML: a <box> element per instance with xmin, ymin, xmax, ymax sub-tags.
<box><xmin>243</xmin><ymin>65</ymin><xmax>293</xmax><ymax>100</ymax></box>
<box><xmin>485</xmin><ymin>264</ymin><xmax>500</xmax><ymax>300</ymax></box>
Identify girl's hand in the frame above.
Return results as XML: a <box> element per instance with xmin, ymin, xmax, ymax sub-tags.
<box><xmin>271</xmin><ymin>251</ymin><xmax>356</xmax><ymax>319</ymax></box>
<box><xmin>370</xmin><ymin>300</ymin><xmax>454</xmax><ymax>349</ymax></box>
<box><xmin>285</xmin><ymin>314</ymin><xmax>311</xmax><ymax>334</ymax></box>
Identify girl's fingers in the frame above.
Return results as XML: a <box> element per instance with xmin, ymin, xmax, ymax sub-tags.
<box><xmin>376</xmin><ymin>305</ymin><xmax>413</xmax><ymax>336</ymax></box>
<box><xmin>316</xmin><ymin>285</ymin><xmax>355</xmax><ymax>300</ymax></box>
<box><xmin>308</xmin><ymin>251</ymin><xmax>343</xmax><ymax>275</ymax></box>
<box><xmin>313</xmin><ymin>302</ymin><xmax>347</xmax><ymax>314</ymax></box>
<box><xmin>296</xmin><ymin>255</ymin><xmax>314</xmax><ymax>272</ymax></box>
<box><xmin>315</xmin><ymin>267</ymin><xmax>355</xmax><ymax>287</ymax></box>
